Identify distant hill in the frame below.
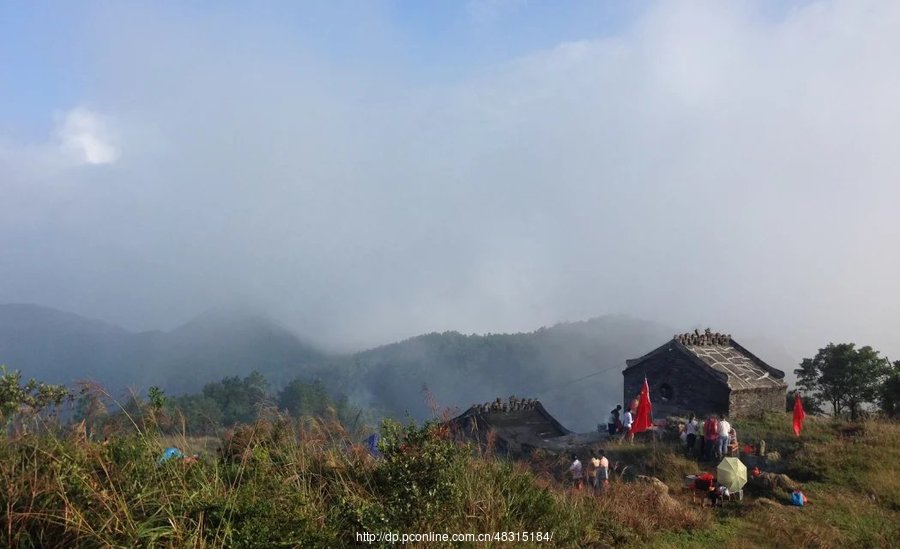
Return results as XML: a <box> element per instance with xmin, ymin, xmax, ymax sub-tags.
<box><xmin>350</xmin><ymin>316</ymin><xmax>674</xmax><ymax>430</ymax></box>
<box><xmin>0</xmin><ymin>304</ymin><xmax>797</xmax><ymax>431</ymax></box>
<box><xmin>0</xmin><ymin>304</ymin><xmax>327</xmax><ymax>395</ymax></box>
<box><xmin>0</xmin><ymin>303</ymin><xmax>132</xmax><ymax>387</ymax></box>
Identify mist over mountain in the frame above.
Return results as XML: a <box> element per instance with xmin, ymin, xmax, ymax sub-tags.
<box><xmin>352</xmin><ymin>316</ymin><xmax>675</xmax><ymax>430</ymax></box>
<box><xmin>0</xmin><ymin>304</ymin><xmax>326</xmax><ymax>394</ymax></box>
<box><xmin>0</xmin><ymin>303</ymin><xmax>799</xmax><ymax>431</ymax></box>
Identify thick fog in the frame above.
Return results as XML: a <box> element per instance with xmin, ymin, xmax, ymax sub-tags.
<box><xmin>2</xmin><ymin>0</ymin><xmax>899</xmax><ymax>359</ymax></box>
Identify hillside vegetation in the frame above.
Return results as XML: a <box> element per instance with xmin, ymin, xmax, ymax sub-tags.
<box><xmin>2</xmin><ymin>304</ymin><xmax>807</xmax><ymax>431</ymax></box>
<box><xmin>649</xmin><ymin>413</ymin><xmax>900</xmax><ymax>548</ymax></box>
<box><xmin>0</xmin><ymin>305</ymin><xmax>683</xmax><ymax>430</ymax></box>
<box><xmin>2</xmin><ymin>396</ymin><xmax>897</xmax><ymax>548</ymax></box>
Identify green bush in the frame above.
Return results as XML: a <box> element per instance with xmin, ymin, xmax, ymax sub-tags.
<box><xmin>363</xmin><ymin>419</ymin><xmax>466</xmax><ymax>529</ymax></box>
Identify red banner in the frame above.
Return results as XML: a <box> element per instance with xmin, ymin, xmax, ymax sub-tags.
<box><xmin>792</xmin><ymin>393</ymin><xmax>805</xmax><ymax>436</ymax></box>
<box><xmin>631</xmin><ymin>377</ymin><xmax>653</xmax><ymax>434</ymax></box>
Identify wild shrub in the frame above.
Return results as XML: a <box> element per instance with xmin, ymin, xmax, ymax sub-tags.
<box><xmin>351</xmin><ymin>419</ymin><xmax>466</xmax><ymax>531</ymax></box>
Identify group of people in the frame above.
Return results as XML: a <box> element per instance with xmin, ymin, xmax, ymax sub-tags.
<box><xmin>682</xmin><ymin>413</ymin><xmax>737</xmax><ymax>461</ymax></box>
<box><xmin>604</xmin><ymin>404</ymin><xmax>635</xmax><ymax>442</ymax></box>
<box><xmin>602</xmin><ymin>402</ymin><xmax>738</xmax><ymax>461</ymax></box>
<box><xmin>567</xmin><ymin>449</ymin><xmax>610</xmax><ymax>490</ymax></box>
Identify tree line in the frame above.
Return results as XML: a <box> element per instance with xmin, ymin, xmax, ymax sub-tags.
<box><xmin>137</xmin><ymin>372</ymin><xmax>369</xmax><ymax>435</ymax></box>
<box><xmin>4</xmin><ymin>338</ymin><xmax>900</xmax><ymax>435</ymax></box>
<box><xmin>1</xmin><ymin>368</ymin><xmax>369</xmax><ymax>437</ymax></box>
<box><xmin>790</xmin><ymin>342</ymin><xmax>900</xmax><ymax>420</ymax></box>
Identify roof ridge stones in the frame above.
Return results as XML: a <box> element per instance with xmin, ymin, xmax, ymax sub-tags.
<box><xmin>473</xmin><ymin>396</ymin><xmax>540</xmax><ymax>414</ymax></box>
<box><xmin>674</xmin><ymin>328</ymin><xmax>731</xmax><ymax>347</ymax></box>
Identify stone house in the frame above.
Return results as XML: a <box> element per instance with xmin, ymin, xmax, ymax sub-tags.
<box><xmin>448</xmin><ymin>397</ymin><xmax>596</xmax><ymax>456</ymax></box>
<box><xmin>623</xmin><ymin>329</ymin><xmax>787</xmax><ymax>418</ymax></box>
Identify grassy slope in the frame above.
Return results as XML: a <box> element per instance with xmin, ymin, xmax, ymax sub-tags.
<box><xmin>1</xmin><ymin>413</ymin><xmax>897</xmax><ymax>548</ymax></box>
<box><xmin>648</xmin><ymin>414</ymin><xmax>900</xmax><ymax>549</ymax></box>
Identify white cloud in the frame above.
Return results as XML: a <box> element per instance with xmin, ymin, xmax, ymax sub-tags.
<box><xmin>2</xmin><ymin>0</ymin><xmax>900</xmax><ymax>360</ymax></box>
<box><xmin>56</xmin><ymin>107</ymin><xmax>119</xmax><ymax>165</ymax></box>
<box><xmin>0</xmin><ymin>107</ymin><xmax>119</xmax><ymax>180</ymax></box>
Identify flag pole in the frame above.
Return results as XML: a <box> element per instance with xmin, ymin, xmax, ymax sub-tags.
<box><xmin>645</xmin><ymin>375</ymin><xmax>657</xmax><ymax>473</ymax></box>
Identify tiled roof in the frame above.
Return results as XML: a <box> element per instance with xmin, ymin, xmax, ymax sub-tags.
<box><xmin>450</xmin><ymin>398</ymin><xmax>571</xmax><ymax>442</ymax></box>
<box><xmin>684</xmin><ymin>340</ymin><xmax>784</xmax><ymax>390</ymax></box>
<box><xmin>627</xmin><ymin>329</ymin><xmax>786</xmax><ymax>390</ymax></box>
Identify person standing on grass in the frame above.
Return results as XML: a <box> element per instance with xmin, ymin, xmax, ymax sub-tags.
<box><xmin>703</xmin><ymin>414</ymin><xmax>719</xmax><ymax>461</ymax></box>
<box><xmin>597</xmin><ymin>449</ymin><xmax>609</xmax><ymax>491</ymax></box>
<box><xmin>685</xmin><ymin>414</ymin><xmax>698</xmax><ymax>456</ymax></box>
<box><xmin>717</xmin><ymin>416</ymin><xmax>731</xmax><ymax>458</ymax></box>
<box><xmin>728</xmin><ymin>425</ymin><xmax>739</xmax><ymax>456</ymax></box>
<box><xmin>621</xmin><ymin>407</ymin><xmax>634</xmax><ymax>443</ymax></box>
<box><xmin>588</xmin><ymin>451</ymin><xmax>600</xmax><ymax>489</ymax></box>
<box><xmin>607</xmin><ymin>405</ymin><xmax>622</xmax><ymax>437</ymax></box>
<box><xmin>568</xmin><ymin>453</ymin><xmax>583</xmax><ymax>490</ymax></box>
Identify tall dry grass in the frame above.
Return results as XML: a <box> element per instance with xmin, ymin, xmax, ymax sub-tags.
<box><xmin>9</xmin><ymin>404</ymin><xmax>897</xmax><ymax>548</ymax></box>
<box><xmin>1</xmin><ymin>408</ymin><xmax>717</xmax><ymax>548</ymax></box>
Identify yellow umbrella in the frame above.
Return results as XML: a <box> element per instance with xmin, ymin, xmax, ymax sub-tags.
<box><xmin>717</xmin><ymin>457</ymin><xmax>747</xmax><ymax>493</ymax></box>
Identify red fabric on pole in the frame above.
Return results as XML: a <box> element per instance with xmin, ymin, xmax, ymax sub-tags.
<box><xmin>631</xmin><ymin>377</ymin><xmax>653</xmax><ymax>434</ymax></box>
<box><xmin>792</xmin><ymin>393</ymin><xmax>805</xmax><ymax>437</ymax></box>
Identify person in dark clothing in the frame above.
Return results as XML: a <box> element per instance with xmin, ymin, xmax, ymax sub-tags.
<box><xmin>703</xmin><ymin>415</ymin><xmax>719</xmax><ymax>461</ymax></box>
<box><xmin>607</xmin><ymin>405</ymin><xmax>622</xmax><ymax>437</ymax></box>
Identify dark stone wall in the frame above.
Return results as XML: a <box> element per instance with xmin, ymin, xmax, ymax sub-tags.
<box><xmin>623</xmin><ymin>349</ymin><xmax>729</xmax><ymax>418</ymax></box>
<box><xmin>729</xmin><ymin>386</ymin><xmax>786</xmax><ymax>417</ymax></box>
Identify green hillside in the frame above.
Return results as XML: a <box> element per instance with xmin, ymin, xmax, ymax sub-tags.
<box><xmin>1</xmin><ymin>405</ymin><xmax>896</xmax><ymax>547</ymax></box>
<box><xmin>0</xmin><ymin>305</ymin><xmax>679</xmax><ymax>430</ymax></box>
<box><xmin>351</xmin><ymin>316</ymin><xmax>674</xmax><ymax>430</ymax></box>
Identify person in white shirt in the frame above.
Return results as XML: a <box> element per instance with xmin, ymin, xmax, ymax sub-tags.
<box><xmin>568</xmin><ymin>454</ymin><xmax>583</xmax><ymax>489</ymax></box>
<box><xmin>717</xmin><ymin>416</ymin><xmax>732</xmax><ymax>458</ymax></box>
<box><xmin>622</xmin><ymin>408</ymin><xmax>634</xmax><ymax>442</ymax></box>
<box><xmin>685</xmin><ymin>414</ymin><xmax>698</xmax><ymax>456</ymax></box>
<box><xmin>597</xmin><ymin>449</ymin><xmax>609</xmax><ymax>491</ymax></box>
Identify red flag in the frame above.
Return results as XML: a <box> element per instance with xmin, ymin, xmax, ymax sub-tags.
<box><xmin>792</xmin><ymin>392</ymin><xmax>805</xmax><ymax>436</ymax></box>
<box><xmin>631</xmin><ymin>377</ymin><xmax>653</xmax><ymax>434</ymax></box>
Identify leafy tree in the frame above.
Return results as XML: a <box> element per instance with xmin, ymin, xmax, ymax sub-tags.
<box><xmin>73</xmin><ymin>384</ymin><xmax>109</xmax><ymax>438</ymax></box>
<box><xmin>277</xmin><ymin>377</ymin><xmax>368</xmax><ymax>429</ymax></box>
<box><xmin>879</xmin><ymin>360</ymin><xmax>900</xmax><ymax>419</ymax></box>
<box><xmin>167</xmin><ymin>394</ymin><xmax>224</xmax><ymax>433</ymax></box>
<box><xmin>201</xmin><ymin>371</ymin><xmax>270</xmax><ymax>426</ymax></box>
<box><xmin>148</xmin><ymin>386</ymin><xmax>166</xmax><ymax>411</ymax></box>
<box><xmin>0</xmin><ymin>365</ymin><xmax>70</xmax><ymax>426</ymax></box>
<box><xmin>795</xmin><ymin>343</ymin><xmax>891</xmax><ymax>420</ymax></box>
<box><xmin>277</xmin><ymin>379</ymin><xmax>332</xmax><ymax>418</ymax></box>
<box><xmin>785</xmin><ymin>388</ymin><xmax>822</xmax><ymax>415</ymax></box>
<box><xmin>159</xmin><ymin>372</ymin><xmax>271</xmax><ymax>434</ymax></box>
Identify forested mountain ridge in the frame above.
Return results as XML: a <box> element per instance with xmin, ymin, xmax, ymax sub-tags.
<box><xmin>352</xmin><ymin>316</ymin><xmax>674</xmax><ymax>429</ymax></box>
<box><xmin>0</xmin><ymin>304</ymin><xmax>327</xmax><ymax>394</ymax></box>
<box><xmin>1</xmin><ymin>304</ymin><xmax>792</xmax><ymax>431</ymax></box>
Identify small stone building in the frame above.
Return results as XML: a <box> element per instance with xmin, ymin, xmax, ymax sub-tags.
<box><xmin>623</xmin><ymin>329</ymin><xmax>786</xmax><ymax>418</ymax></box>
<box><xmin>449</xmin><ymin>397</ymin><xmax>598</xmax><ymax>456</ymax></box>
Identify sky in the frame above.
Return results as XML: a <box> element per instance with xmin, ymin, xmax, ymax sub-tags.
<box><xmin>1</xmin><ymin>0</ymin><xmax>899</xmax><ymax>359</ymax></box>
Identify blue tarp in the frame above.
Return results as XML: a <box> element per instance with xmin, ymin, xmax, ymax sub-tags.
<box><xmin>158</xmin><ymin>447</ymin><xmax>185</xmax><ymax>464</ymax></box>
<box><xmin>365</xmin><ymin>433</ymin><xmax>381</xmax><ymax>458</ymax></box>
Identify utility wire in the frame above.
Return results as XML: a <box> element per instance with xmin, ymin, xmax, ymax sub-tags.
<box><xmin>533</xmin><ymin>362</ymin><xmax>624</xmax><ymax>396</ymax></box>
